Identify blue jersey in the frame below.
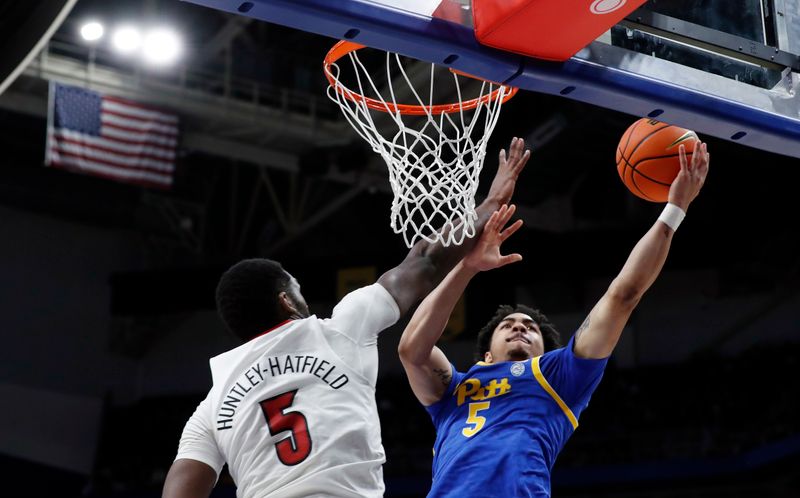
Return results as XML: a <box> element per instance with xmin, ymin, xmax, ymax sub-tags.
<box><xmin>425</xmin><ymin>336</ymin><xmax>608</xmax><ymax>497</ymax></box>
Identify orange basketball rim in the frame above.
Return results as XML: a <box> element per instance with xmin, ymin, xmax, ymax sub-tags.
<box><xmin>323</xmin><ymin>40</ymin><xmax>518</xmax><ymax>116</ymax></box>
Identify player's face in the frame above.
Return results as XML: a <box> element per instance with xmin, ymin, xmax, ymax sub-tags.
<box><xmin>286</xmin><ymin>274</ymin><xmax>311</xmax><ymax>318</ymax></box>
<box><xmin>485</xmin><ymin>313</ymin><xmax>544</xmax><ymax>363</ymax></box>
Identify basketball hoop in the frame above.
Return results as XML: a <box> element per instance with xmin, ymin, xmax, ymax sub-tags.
<box><xmin>324</xmin><ymin>40</ymin><xmax>517</xmax><ymax>247</ymax></box>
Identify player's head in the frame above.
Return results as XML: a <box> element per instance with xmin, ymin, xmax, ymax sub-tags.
<box><xmin>474</xmin><ymin>305</ymin><xmax>562</xmax><ymax>363</ymax></box>
<box><xmin>216</xmin><ymin>258</ymin><xmax>310</xmax><ymax>342</ymax></box>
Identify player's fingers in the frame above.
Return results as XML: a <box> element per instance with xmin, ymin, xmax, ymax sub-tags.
<box><xmin>498</xmin><ymin>205</ymin><xmax>513</xmax><ymax>231</ymax></box>
<box><xmin>495</xmin><ymin>204</ymin><xmax>511</xmax><ymax>229</ymax></box>
<box><xmin>518</xmin><ymin>138</ymin><xmax>528</xmax><ymax>157</ymax></box>
<box><xmin>498</xmin><ymin>253</ymin><xmax>523</xmax><ymax>267</ymax></box>
<box><xmin>691</xmin><ymin>141</ymin><xmax>704</xmax><ymax>170</ymax></box>
<box><xmin>678</xmin><ymin>144</ymin><xmax>689</xmax><ymax>174</ymax></box>
<box><xmin>518</xmin><ymin>149</ymin><xmax>531</xmax><ymax>169</ymax></box>
<box><xmin>499</xmin><ymin>148</ymin><xmax>507</xmax><ymax>165</ymax></box>
<box><xmin>497</xmin><ymin>203</ymin><xmax>516</xmax><ymax>226</ymax></box>
<box><xmin>486</xmin><ymin>208</ymin><xmax>502</xmax><ymax>232</ymax></box>
<box><xmin>497</xmin><ymin>206</ymin><xmax>518</xmax><ymax>230</ymax></box>
<box><xmin>509</xmin><ymin>138</ymin><xmax>522</xmax><ymax>160</ymax></box>
<box><xmin>500</xmin><ymin>219</ymin><xmax>524</xmax><ymax>242</ymax></box>
<box><xmin>483</xmin><ymin>208</ymin><xmax>500</xmax><ymax>235</ymax></box>
<box><xmin>697</xmin><ymin>143</ymin><xmax>708</xmax><ymax>171</ymax></box>
<box><xmin>699</xmin><ymin>148</ymin><xmax>710</xmax><ymax>181</ymax></box>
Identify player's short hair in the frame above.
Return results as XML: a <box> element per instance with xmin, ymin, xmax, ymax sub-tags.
<box><xmin>216</xmin><ymin>258</ymin><xmax>292</xmax><ymax>342</ymax></box>
<box><xmin>474</xmin><ymin>304</ymin><xmax>562</xmax><ymax>361</ymax></box>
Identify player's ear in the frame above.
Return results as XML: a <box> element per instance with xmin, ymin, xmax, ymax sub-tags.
<box><xmin>484</xmin><ymin>351</ymin><xmax>493</xmax><ymax>363</ymax></box>
<box><xmin>278</xmin><ymin>291</ymin><xmax>298</xmax><ymax>315</ymax></box>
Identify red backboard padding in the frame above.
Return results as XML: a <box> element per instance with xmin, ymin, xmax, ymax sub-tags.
<box><xmin>473</xmin><ymin>0</ymin><xmax>648</xmax><ymax>62</ymax></box>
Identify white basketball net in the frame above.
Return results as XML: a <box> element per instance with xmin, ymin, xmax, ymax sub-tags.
<box><xmin>325</xmin><ymin>48</ymin><xmax>514</xmax><ymax>247</ymax></box>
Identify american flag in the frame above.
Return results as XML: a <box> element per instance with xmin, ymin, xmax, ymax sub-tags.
<box><xmin>46</xmin><ymin>82</ymin><xmax>178</xmax><ymax>189</ymax></box>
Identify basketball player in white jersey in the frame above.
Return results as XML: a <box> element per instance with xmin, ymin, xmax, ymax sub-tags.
<box><xmin>162</xmin><ymin>138</ymin><xmax>531</xmax><ymax>498</ymax></box>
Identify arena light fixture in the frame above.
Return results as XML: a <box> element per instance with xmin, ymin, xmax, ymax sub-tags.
<box><xmin>142</xmin><ymin>28</ymin><xmax>182</xmax><ymax>66</ymax></box>
<box><xmin>111</xmin><ymin>26</ymin><xmax>142</xmax><ymax>54</ymax></box>
<box><xmin>80</xmin><ymin>21</ymin><xmax>104</xmax><ymax>42</ymax></box>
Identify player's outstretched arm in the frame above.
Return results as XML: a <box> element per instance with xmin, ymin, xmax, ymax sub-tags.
<box><xmin>377</xmin><ymin>137</ymin><xmax>530</xmax><ymax>315</ymax></box>
<box><xmin>399</xmin><ymin>205</ymin><xmax>523</xmax><ymax>405</ymax></box>
<box><xmin>162</xmin><ymin>459</ymin><xmax>216</xmax><ymax>498</ymax></box>
<box><xmin>574</xmin><ymin>142</ymin><xmax>710</xmax><ymax>359</ymax></box>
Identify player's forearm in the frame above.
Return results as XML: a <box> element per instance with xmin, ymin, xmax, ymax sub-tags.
<box><xmin>610</xmin><ymin>220</ymin><xmax>674</xmax><ymax>302</ymax></box>
<box><xmin>612</xmin><ymin>140</ymin><xmax>705</xmax><ymax>297</ymax></box>
<box><xmin>379</xmin><ymin>202</ymin><xmax>499</xmax><ymax>315</ymax></box>
<box><xmin>574</xmin><ymin>220</ymin><xmax>674</xmax><ymax>359</ymax></box>
<box><xmin>418</xmin><ymin>198</ymin><xmax>502</xmax><ymax>285</ymax></box>
<box><xmin>398</xmin><ymin>261</ymin><xmax>477</xmax><ymax>364</ymax></box>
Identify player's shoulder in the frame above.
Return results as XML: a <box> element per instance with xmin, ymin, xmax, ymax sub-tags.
<box><xmin>331</xmin><ymin>283</ymin><xmax>399</xmax><ymax>315</ymax></box>
<box><xmin>540</xmin><ymin>337</ymin><xmax>574</xmax><ymax>363</ymax></box>
<box><xmin>209</xmin><ymin>318</ymin><xmax>322</xmax><ymax>382</ymax></box>
<box><xmin>537</xmin><ymin>334</ymin><xmax>610</xmax><ymax>383</ymax></box>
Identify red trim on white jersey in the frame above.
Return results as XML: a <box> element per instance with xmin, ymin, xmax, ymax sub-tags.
<box><xmin>252</xmin><ymin>319</ymin><xmax>294</xmax><ymax>341</ymax></box>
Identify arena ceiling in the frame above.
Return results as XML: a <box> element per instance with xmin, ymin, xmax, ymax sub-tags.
<box><xmin>0</xmin><ymin>0</ymin><xmax>797</xmax><ymax>318</ymax></box>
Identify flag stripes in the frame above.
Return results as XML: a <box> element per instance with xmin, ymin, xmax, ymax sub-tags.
<box><xmin>46</xmin><ymin>82</ymin><xmax>178</xmax><ymax>189</ymax></box>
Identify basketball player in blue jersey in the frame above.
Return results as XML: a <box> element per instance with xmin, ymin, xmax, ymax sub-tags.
<box><xmin>398</xmin><ymin>142</ymin><xmax>710</xmax><ymax>497</ymax></box>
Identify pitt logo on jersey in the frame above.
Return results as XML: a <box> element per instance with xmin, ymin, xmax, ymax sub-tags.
<box><xmin>455</xmin><ymin>377</ymin><xmax>512</xmax><ymax>406</ymax></box>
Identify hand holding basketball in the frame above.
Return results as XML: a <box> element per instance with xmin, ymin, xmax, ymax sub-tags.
<box><xmin>463</xmin><ymin>204</ymin><xmax>523</xmax><ymax>273</ymax></box>
<box><xmin>668</xmin><ymin>141</ymin><xmax>710</xmax><ymax>211</ymax></box>
<box><xmin>486</xmin><ymin>137</ymin><xmax>531</xmax><ymax>205</ymax></box>
<box><xmin>617</xmin><ymin>118</ymin><xmax>699</xmax><ymax>202</ymax></box>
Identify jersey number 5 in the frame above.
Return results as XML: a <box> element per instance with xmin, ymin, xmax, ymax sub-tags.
<box><xmin>462</xmin><ymin>401</ymin><xmax>491</xmax><ymax>437</ymax></box>
<box><xmin>260</xmin><ymin>390</ymin><xmax>312</xmax><ymax>465</ymax></box>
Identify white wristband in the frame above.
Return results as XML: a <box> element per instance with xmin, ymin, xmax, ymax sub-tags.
<box><xmin>658</xmin><ymin>203</ymin><xmax>686</xmax><ymax>231</ymax></box>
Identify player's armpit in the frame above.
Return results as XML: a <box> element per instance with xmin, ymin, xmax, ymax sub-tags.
<box><xmin>162</xmin><ymin>458</ymin><xmax>217</xmax><ymax>498</ymax></box>
<box><xmin>399</xmin><ymin>345</ymin><xmax>453</xmax><ymax>405</ymax></box>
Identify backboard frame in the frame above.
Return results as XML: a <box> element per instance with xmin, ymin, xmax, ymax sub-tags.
<box><xmin>623</xmin><ymin>9</ymin><xmax>799</xmax><ymax>71</ymax></box>
<box><xmin>183</xmin><ymin>0</ymin><xmax>800</xmax><ymax>159</ymax></box>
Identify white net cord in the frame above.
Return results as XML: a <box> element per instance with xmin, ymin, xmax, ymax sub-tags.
<box><xmin>326</xmin><ymin>50</ymin><xmax>511</xmax><ymax>247</ymax></box>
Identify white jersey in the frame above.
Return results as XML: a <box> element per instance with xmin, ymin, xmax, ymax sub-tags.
<box><xmin>175</xmin><ymin>284</ymin><xmax>400</xmax><ymax>498</ymax></box>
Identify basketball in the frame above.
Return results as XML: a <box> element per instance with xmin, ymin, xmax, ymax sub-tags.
<box><xmin>616</xmin><ymin>118</ymin><xmax>698</xmax><ymax>202</ymax></box>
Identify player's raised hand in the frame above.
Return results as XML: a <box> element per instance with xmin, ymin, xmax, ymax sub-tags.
<box><xmin>486</xmin><ymin>137</ymin><xmax>531</xmax><ymax>205</ymax></box>
<box><xmin>669</xmin><ymin>141</ymin><xmax>709</xmax><ymax>211</ymax></box>
<box><xmin>463</xmin><ymin>204</ymin><xmax>523</xmax><ymax>272</ymax></box>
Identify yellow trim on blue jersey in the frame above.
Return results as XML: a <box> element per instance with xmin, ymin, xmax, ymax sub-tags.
<box><xmin>475</xmin><ymin>361</ymin><xmax>490</xmax><ymax>366</ymax></box>
<box><xmin>532</xmin><ymin>356</ymin><xmax>579</xmax><ymax>430</ymax></box>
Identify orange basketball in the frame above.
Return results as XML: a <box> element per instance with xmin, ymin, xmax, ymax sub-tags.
<box><xmin>616</xmin><ymin>118</ymin><xmax>698</xmax><ymax>202</ymax></box>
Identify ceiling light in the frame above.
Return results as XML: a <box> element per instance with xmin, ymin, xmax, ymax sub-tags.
<box><xmin>112</xmin><ymin>26</ymin><xmax>142</xmax><ymax>54</ymax></box>
<box><xmin>80</xmin><ymin>21</ymin><xmax>104</xmax><ymax>42</ymax></box>
<box><xmin>142</xmin><ymin>28</ymin><xmax>182</xmax><ymax>66</ymax></box>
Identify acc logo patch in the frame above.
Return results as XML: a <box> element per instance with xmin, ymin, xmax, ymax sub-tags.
<box><xmin>510</xmin><ymin>362</ymin><xmax>525</xmax><ymax>377</ymax></box>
